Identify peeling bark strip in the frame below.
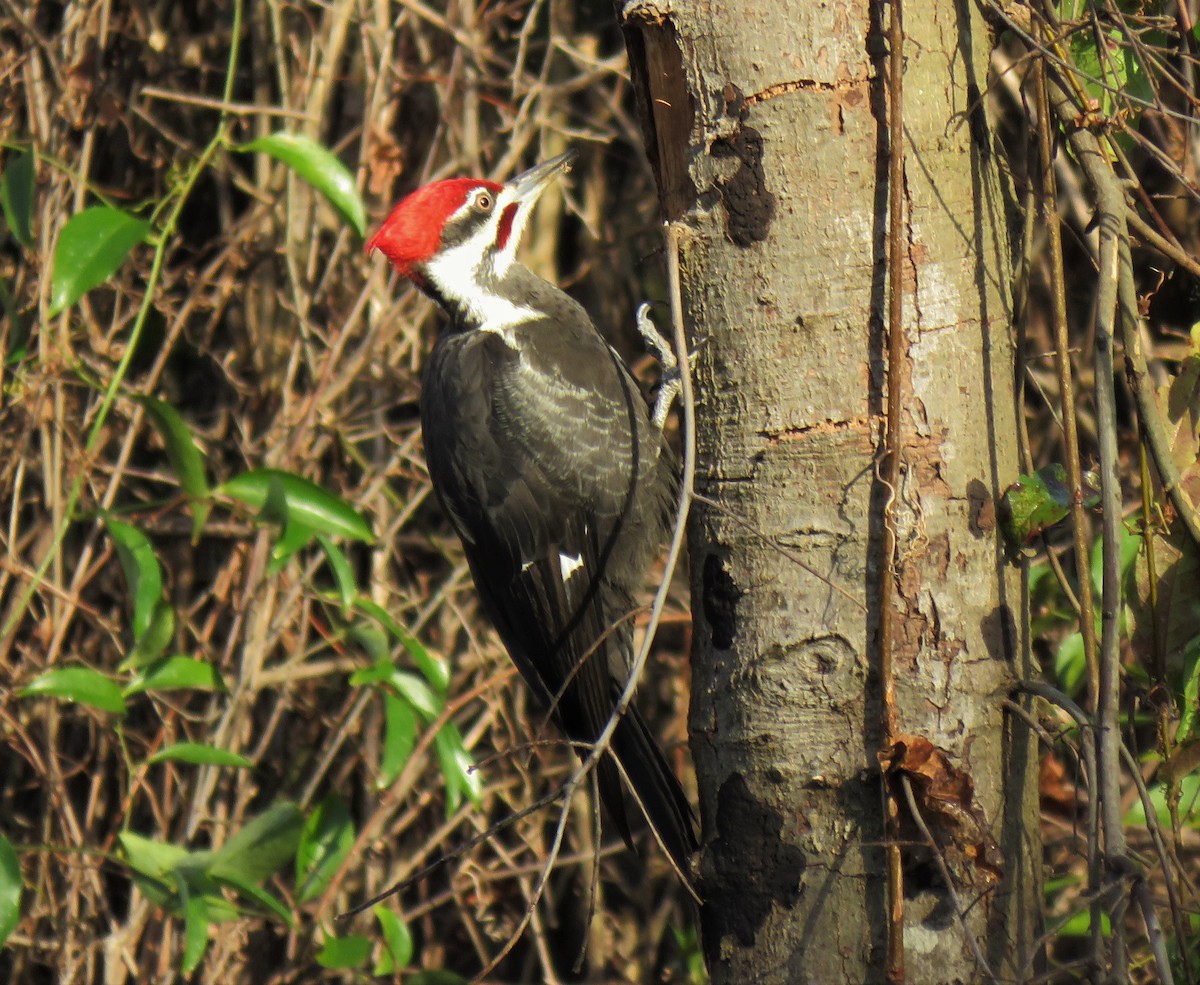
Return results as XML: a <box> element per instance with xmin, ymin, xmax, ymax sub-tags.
<box><xmin>620</xmin><ymin>0</ymin><xmax>697</xmax><ymax>221</ymax></box>
<box><xmin>621</xmin><ymin>4</ymin><xmax>775</xmax><ymax>243</ymax></box>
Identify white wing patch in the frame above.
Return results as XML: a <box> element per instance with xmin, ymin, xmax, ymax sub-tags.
<box><xmin>558</xmin><ymin>551</ymin><xmax>584</xmax><ymax>582</ymax></box>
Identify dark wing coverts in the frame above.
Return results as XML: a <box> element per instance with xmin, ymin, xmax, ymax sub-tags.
<box><xmin>420</xmin><ymin>319</ymin><xmax>695</xmax><ymax>877</ymax></box>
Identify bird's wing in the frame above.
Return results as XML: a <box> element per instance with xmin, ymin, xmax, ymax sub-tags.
<box><xmin>420</xmin><ymin>326</ymin><xmax>644</xmax><ymax>732</ymax></box>
<box><xmin>422</xmin><ymin>325</ymin><xmax>648</xmax><ymax>843</ymax></box>
<box><xmin>421</xmin><ymin>324</ymin><xmax>696</xmax><ymax>873</ymax></box>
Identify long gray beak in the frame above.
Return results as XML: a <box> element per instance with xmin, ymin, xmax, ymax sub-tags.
<box><xmin>506</xmin><ymin>150</ymin><xmax>577</xmax><ymax>204</ymax></box>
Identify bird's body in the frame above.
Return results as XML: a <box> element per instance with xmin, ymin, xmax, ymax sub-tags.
<box><xmin>367</xmin><ymin>153</ymin><xmax>696</xmax><ymax>884</ymax></box>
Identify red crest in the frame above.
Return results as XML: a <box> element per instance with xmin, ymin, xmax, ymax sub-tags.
<box><xmin>366</xmin><ymin>177</ymin><xmax>503</xmax><ymax>279</ymax></box>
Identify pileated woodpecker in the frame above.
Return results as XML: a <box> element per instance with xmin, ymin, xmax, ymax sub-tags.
<box><xmin>366</xmin><ymin>151</ymin><xmax>697</xmax><ymax>886</ymax></box>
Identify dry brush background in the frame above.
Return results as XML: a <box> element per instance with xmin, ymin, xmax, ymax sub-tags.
<box><xmin>0</xmin><ymin>1</ymin><xmax>697</xmax><ymax>982</ymax></box>
<box><xmin>4</xmin><ymin>0</ymin><xmax>1200</xmax><ymax>983</ymax></box>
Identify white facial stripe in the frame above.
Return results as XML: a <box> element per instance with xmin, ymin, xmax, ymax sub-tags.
<box><xmin>558</xmin><ymin>552</ymin><xmax>584</xmax><ymax>582</ymax></box>
<box><xmin>423</xmin><ymin>221</ymin><xmax>537</xmax><ymax>334</ymax></box>
<box><xmin>450</xmin><ymin>187</ymin><xmax>494</xmax><ymax>223</ymax></box>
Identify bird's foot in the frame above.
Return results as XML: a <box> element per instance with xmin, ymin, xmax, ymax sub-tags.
<box><xmin>636</xmin><ymin>302</ymin><xmax>678</xmax><ymax>372</ymax></box>
<box><xmin>636</xmin><ymin>303</ymin><xmax>681</xmax><ymax>430</ymax></box>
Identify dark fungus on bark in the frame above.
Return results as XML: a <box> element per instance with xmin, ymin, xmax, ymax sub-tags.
<box><xmin>966</xmin><ymin>477</ymin><xmax>995</xmax><ymax>537</ymax></box>
<box><xmin>710</xmin><ymin>99</ymin><xmax>775</xmax><ymax>247</ymax></box>
<box><xmin>980</xmin><ymin>603</ymin><xmax>1018</xmax><ymax>662</ymax></box>
<box><xmin>702</xmin><ymin>551</ymin><xmax>740</xmax><ymax>649</ymax></box>
<box><xmin>702</xmin><ymin>772</ymin><xmax>805</xmax><ymax>957</ymax></box>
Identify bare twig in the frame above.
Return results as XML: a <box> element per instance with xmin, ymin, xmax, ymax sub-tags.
<box><xmin>879</xmin><ymin>0</ymin><xmax>906</xmax><ymax>976</ymax></box>
<box><xmin>1033</xmin><ymin>24</ymin><xmax>1100</xmax><ymax>704</ymax></box>
<box><xmin>897</xmin><ymin>775</ymin><xmax>998</xmax><ymax>983</ymax></box>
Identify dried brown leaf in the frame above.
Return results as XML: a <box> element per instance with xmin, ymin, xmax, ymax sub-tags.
<box><xmin>879</xmin><ymin>734</ymin><xmax>1004</xmax><ymax>887</ymax></box>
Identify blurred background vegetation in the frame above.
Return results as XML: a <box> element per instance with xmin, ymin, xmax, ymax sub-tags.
<box><xmin>1</xmin><ymin>0</ymin><xmax>1200</xmax><ymax>982</ymax></box>
<box><xmin>0</xmin><ymin>1</ymin><xmax>696</xmax><ymax>981</ymax></box>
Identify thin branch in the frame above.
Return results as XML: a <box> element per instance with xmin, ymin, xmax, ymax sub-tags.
<box><xmin>1019</xmin><ymin>679</ymin><xmax>1105</xmax><ymax>976</ymax></box>
<box><xmin>897</xmin><ymin>775</ymin><xmax>998</xmax><ymax>983</ymax></box>
<box><xmin>1044</xmin><ymin>13</ymin><xmax>1200</xmax><ymax>553</ymax></box>
<box><xmin>1133</xmin><ymin>877</ymin><xmax>1177</xmax><ymax>985</ymax></box>
<box><xmin>1125</xmin><ymin>206</ymin><xmax>1200</xmax><ymax>281</ymax></box>
<box><xmin>1033</xmin><ymin>24</ymin><xmax>1100</xmax><ymax>704</ymax></box>
<box><xmin>139</xmin><ymin>86</ymin><xmax>317</xmax><ymax>120</ymax></box>
<box><xmin>881</xmin><ymin>0</ymin><xmax>906</xmax><ymax>977</ymax></box>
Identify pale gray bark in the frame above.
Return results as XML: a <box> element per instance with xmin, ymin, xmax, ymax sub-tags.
<box><xmin>621</xmin><ymin>1</ymin><xmax>1041</xmax><ymax>982</ymax></box>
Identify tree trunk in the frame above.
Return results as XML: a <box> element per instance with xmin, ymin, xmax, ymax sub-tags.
<box><xmin>621</xmin><ymin>1</ymin><xmax>1041</xmax><ymax>982</ymax></box>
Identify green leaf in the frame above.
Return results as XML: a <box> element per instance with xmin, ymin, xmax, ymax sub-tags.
<box><xmin>348</xmin><ymin>656</ymin><xmax>393</xmax><ymax>687</ymax></box>
<box><xmin>1043</xmin><ymin>873</ymin><xmax>1081</xmax><ymax>897</ymax></box>
<box><xmin>1126</xmin><ymin>772</ymin><xmax>1200</xmax><ymax>830</ymax></box>
<box><xmin>146</xmin><ymin>743</ymin><xmax>253</xmax><ymax>769</ymax></box>
<box><xmin>1068</xmin><ymin>26</ymin><xmax>1125</xmax><ymax>118</ymax></box>
<box><xmin>0</xmin><ymin>834</ymin><xmax>22</xmax><ymax>949</ymax></box>
<box><xmin>48</xmin><ymin>206</ymin><xmax>151</xmax><ymax>316</ymax></box>
<box><xmin>211</xmin><ymin>871</ymin><xmax>293</xmax><ymax>925</ymax></box>
<box><xmin>128</xmin><ymin>872</ymin><xmax>175</xmax><ymax>909</ymax></box>
<box><xmin>347</xmin><ymin>621</ymin><xmax>390</xmax><ymax>664</ymax></box>
<box><xmin>239</xmin><ymin>132</ymin><xmax>366</xmax><ymax>238</ymax></box>
<box><xmin>106</xmin><ymin>519</ymin><xmax>163</xmax><ymax>642</ymax></box>
<box><xmin>220</xmin><ymin>469</ymin><xmax>372</xmax><ymax>544</ymax></box>
<box><xmin>1054</xmin><ymin>631</ymin><xmax>1086</xmax><ymax>699</ymax></box>
<box><xmin>436</xmin><ymin>724</ymin><xmax>481</xmax><ymax>812</ymax></box>
<box><xmin>268</xmin><ymin>518</ymin><xmax>317</xmax><ymax>569</ymax></box>
<box><xmin>1057</xmin><ymin>906</ymin><xmax>1112</xmax><ymax>938</ymax></box>
<box><xmin>315</xmin><ymin>931</ymin><xmax>372</xmax><ymax>969</ymax></box>
<box><xmin>998</xmin><ymin>464</ymin><xmax>1099</xmax><ymax>547</ymax></box>
<box><xmin>1</xmin><ymin>147</ymin><xmax>35</xmax><ymax>249</ymax></box>
<box><xmin>122</xmin><ymin>850</ymin><xmax>238</xmax><ymax>925</ymax></box>
<box><xmin>19</xmin><ymin>666</ymin><xmax>126</xmax><ymax>715</ymax></box>
<box><xmin>1165</xmin><ymin>544</ymin><xmax>1200</xmax><ymax>686</ymax></box>
<box><xmin>1177</xmin><ymin>636</ymin><xmax>1200</xmax><ymax>743</ymax></box>
<box><xmin>1089</xmin><ymin>523</ymin><xmax>1140</xmax><ymax>597</ymax></box>
<box><xmin>378</xmin><ymin>692</ymin><xmax>416</xmax><ymax>789</ymax></box>
<box><xmin>137</xmin><ymin>397</ymin><xmax>211</xmax><ymax>537</ymax></box>
<box><xmin>372</xmin><ymin>906</ymin><xmax>413</xmax><ymax>975</ymax></box>
<box><xmin>124</xmin><ymin>656</ymin><xmax>226</xmax><ymax>696</ymax></box>
<box><xmin>207</xmin><ymin>802</ymin><xmax>303</xmax><ymax>886</ymax></box>
<box><xmin>356</xmin><ymin>598</ymin><xmax>448</xmax><ymax>691</ymax></box>
<box><xmin>389</xmin><ymin>671</ymin><xmax>442</xmax><ymax>722</ymax></box>
<box><xmin>121</xmin><ymin>599</ymin><xmax>175</xmax><ymax>671</ymax></box>
<box><xmin>1119</xmin><ymin>38</ymin><xmax>1155</xmax><ymax>110</ymax></box>
<box><xmin>119</xmin><ymin>831</ymin><xmax>190</xmax><ymax>882</ymax></box>
<box><xmin>194</xmin><ymin>890</ymin><xmax>240</xmax><ymax>924</ymax></box>
<box><xmin>317</xmin><ymin>534</ymin><xmax>357</xmax><ymax>611</ymax></box>
<box><xmin>295</xmin><ymin>795</ymin><xmax>355</xmax><ymax>904</ymax></box>
<box><xmin>181</xmin><ymin>891</ymin><xmax>210</xmax><ymax>974</ymax></box>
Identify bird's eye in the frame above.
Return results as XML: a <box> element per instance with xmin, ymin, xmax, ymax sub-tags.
<box><xmin>475</xmin><ymin>192</ymin><xmax>493</xmax><ymax>212</ymax></box>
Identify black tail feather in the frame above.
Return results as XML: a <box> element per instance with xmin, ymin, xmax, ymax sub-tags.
<box><xmin>596</xmin><ymin>752</ymin><xmax>634</xmax><ymax>850</ymax></box>
<box><xmin>603</xmin><ymin>704</ymin><xmax>698</xmax><ymax>891</ymax></box>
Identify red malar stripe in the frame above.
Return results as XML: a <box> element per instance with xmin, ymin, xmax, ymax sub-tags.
<box><xmin>496</xmin><ymin>203</ymin><xmax>519</xmax><ymax>251</ymax></box>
